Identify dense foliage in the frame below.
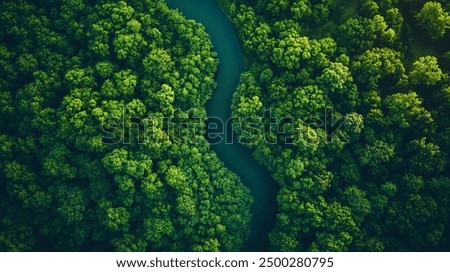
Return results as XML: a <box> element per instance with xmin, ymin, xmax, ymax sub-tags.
<box><xmin>228</xmin><ymin>0</ymin><xmax>450</xmax><ymax>251</ymax></box>
<box><xmin>2</xmin><ymin>0</ymin><xmax>450</xmax><ymax>252</ymax></box>
<box><xmin>0</xmin><ymin>0</ymin><xmax>252</xmax><ymax>251</ymax></box>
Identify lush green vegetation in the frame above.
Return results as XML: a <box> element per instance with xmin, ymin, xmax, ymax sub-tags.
<box><xmin>0</xmin><ymin>0</ymin><xmax>252</xmax><ymax>251</ymax></box>
<box><xmin>1</xmin><ymin>0</ymin><xmax>450</xmax><ymax>252</ymax></box>
<box><xmin>230</xmin><ymin>0</ymin><xmax>450</xmax><ymax>251</ymax></box>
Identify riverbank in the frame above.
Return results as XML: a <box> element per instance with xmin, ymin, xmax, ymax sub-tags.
<box><xmin>165</xmin><ymin>0</ymin><xmax>278</xmax><ymax>251</ymax></box>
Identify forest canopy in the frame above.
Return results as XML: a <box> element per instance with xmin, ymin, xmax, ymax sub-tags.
<box><xmin>0</xmin><ymin>0</ymin><xmax>252</xmax><ymax>251</ymax></box>
<box><xmin>228</xmin><ymin>0</ymin><xmax>450</xmax><ymax>251</ymax></box>
<box><xmin>1</xmin><ymin>0</ymin><xmax>450</xmax><ymax>252</ymax></box>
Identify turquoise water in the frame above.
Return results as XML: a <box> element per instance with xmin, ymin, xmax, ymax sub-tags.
<box><xmin>165</xmin><ymin>0</ymin><xmax>278</xmax><ymax>251</ymax></box>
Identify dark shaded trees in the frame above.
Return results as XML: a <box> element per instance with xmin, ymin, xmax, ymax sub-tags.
<box><xmin>0</xmin><ymin>0</ymin><xmax>252</xmax><ymax>252</ymax></box>
<box><xmin>230</xmin><ymin>0</ymin><xmax>450</xmax><ymax>252</ymax></box>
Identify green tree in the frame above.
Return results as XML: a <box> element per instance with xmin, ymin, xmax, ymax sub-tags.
<box><xmin>407</xmin><ymin>138</ymin><xmax>446</xmax><ymax>177</ymax></box>
<box><xmin>359</xmin><ymin>140</ymin><xmax>395</xmax><ymax>168</ymax></box>
<box><xmin>353</xmin><ymin>47</ymin><xmax>405</xmax><ymax>90</ymax></box>
<box><xmin>409</xmin><ymin>56</ymin><xmax>444</xmax><ymax>86</ymax></box>
<box><xmin>415</xmin><ymin>2</ymin><xmax>450</xmax><ymax>40</ymax></box>
<box><xmin>383</xmin><ymin>92</ymin><xmax>434</xmax><ymax>131</ymax></box>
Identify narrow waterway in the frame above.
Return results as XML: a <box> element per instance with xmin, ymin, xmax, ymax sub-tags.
<box><xmin>165</xmin><ymin>0</ymin><xmax>278</xmax><ymax>251</ymax></box>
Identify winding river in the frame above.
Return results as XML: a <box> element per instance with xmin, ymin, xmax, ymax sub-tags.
<box><xmin>165</xmin><ymin>0</ymin><xmax>278</xmax><ymax>251</ymax></box>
